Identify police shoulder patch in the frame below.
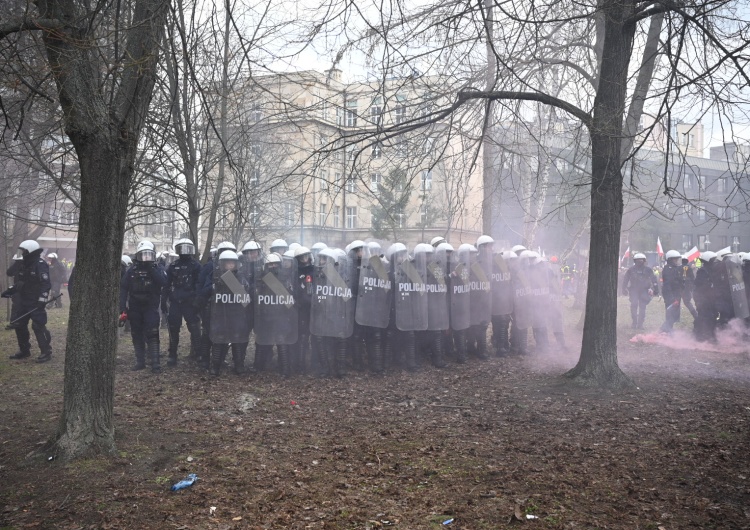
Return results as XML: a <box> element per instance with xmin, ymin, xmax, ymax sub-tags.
<box><xmin>42</xmin><ymin>273</ymin><xmax>49</xmax><ymax>280</ymax></box>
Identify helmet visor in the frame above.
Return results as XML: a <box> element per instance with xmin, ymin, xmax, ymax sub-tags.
<box><xmin>176</xmin><ymin>243</ymin><xmax>195</xmax><ymax>256</ymax></box>
<box><xmin>137</xmin><ymin>250</ymin><xmax>156</xmax><ymax>262</ymax></box>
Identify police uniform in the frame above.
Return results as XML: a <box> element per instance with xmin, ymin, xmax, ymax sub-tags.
<box><xmin>120</xmin><ymin>261</ymin><xmax>167</xmax><ymax>371</ymax></box>
<box><xmin>164</xmin><ymin>256</ymin><xmax>202</xmax><ymax>365</ymax></box>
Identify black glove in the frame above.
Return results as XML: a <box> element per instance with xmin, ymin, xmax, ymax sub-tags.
<box><xmin>37</xmin><ymin>300</ymin><xmax>48</xmax><ymax>310</ymax></box>
<box><xmin>192</xmin><ymin>296</ymin><xmax>207</xmax><ymax>310</ymax></box>
<box><xmin>1</xmin><ymin>286</ymin><xmax>16</xmax><ymax>298</ymax></box>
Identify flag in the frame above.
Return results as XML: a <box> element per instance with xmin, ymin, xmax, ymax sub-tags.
<box><xmin>718</xmin><ymin>246</ymin><xmax>731</xmax><ymax>255</ymax></box>
<box><xmin>656</xmin><ymin>237</ymin><xmax>664</xmax><ymax>257</ymax></box>
<box><xmin>622</xmin><ymin>246</ymin><xmax>630</xmax><ymax>259</ymax></box>
<box><xmin>684</xmin><ymin>246</ymin><xmax>700</xmax><ymax>262</ymax></box>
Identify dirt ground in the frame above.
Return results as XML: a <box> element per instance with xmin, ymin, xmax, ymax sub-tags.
<box><xmin>1</xmin><ymin>298</ymin><xmax>749</xmax><ymax>530</ymax></box>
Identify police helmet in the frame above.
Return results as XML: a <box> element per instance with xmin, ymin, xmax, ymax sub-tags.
<box><xmin>700</xmin><ymin>251</ymin><xmax>717</xmax><ymax>262</ymax></box>
<box><xmin>270</xmin><ymin>239</ymin><xmax>288</xmax><ymax>252</ymax></box>
<box><xmin>511</xmin><ymin>244</ymin><xmax>527</xmax><ymax>254</ymax></box>
<box><xmin>348</xmin><ymin>240</ymin><xmax>365</xmax><ymax>252</ymax></box>
<box><xmin>633</xmin><ymin>253</ymin><xmax>647</xmax><ymax>261</ymax></box>
<box><xmin>19</xmin><ymin>240</ymin><xmax>41</xmax><ymax>254</ymax></box>
<box><xmin>430</xmin><ymin>236</ymin><xmax>447</xmax><ymax>247</ymax></box>
<box><xmin>265</xmin><ymin>253</ymin><xmax>282</xmax><ymax>266</ymax></box>
<box><xmin>414</xmin><ymin>243</ymin><xmax>434</xmax><ymax>255</ymax></box>
<box><xmin>715</xmin><ymin>248</ymin><xmax>733</xmax><ymax>260</ymax></box>
<box><xmin>367</xmin><ymin>241</ymin><xmax>382</xmax><ymax>256</ymax></box>
<box><xmin>476</xmin><ymin>235</ymin><xmax>494</xmax><ymax>247</ymax></box>
<box><xmin>311</xmin><ymin>242</ymin><xmax>328</xmax><ymax>251</ymax></box>
<box><xmin>294</xmin><ymin>246</ymin><xmax>311</xmax><ymax>258</ymax></box>
<box><xmin>665</xmin><ymin>249</ymin><xmax>681</xmax><ymax>261</ymax></box>
<box><xmin>175</xmin><ymin>238</ymin><xmax>196</xmax><ymax>256</ymax></box>
<box><xmin>121</xmin><ymin>255</ymin><xmax>133</xmax><ymax>267</ymax></box>
<box><xmin>501</xmin><ymin>250</ymin><xmax>518</xmax><ymax>260</ymax></box>
<box><xmin>47</xmin><ymin>252</ymin><xmax>58</xmax><ymax>260</ymax></box>
<box><xmin>317</xmin><ymin>248</ymin><xmax>338</xmax><ymax>266</ymax></box>
<box><xmin>136</xmin><ymin>240</ymin><xmax>156</xmax><ymax>262</ymax></box>
<box><xmin>385</xmin><ymin>243</ymin><xmax>407</xmax><ymax>261</ymax></box>
<box><xmin>217</xmin><ymin>241</ymin><xmax>236</xmax><ymax>258</ymax></box>
<box><xmin>288</xmin><ymin>242</ymin><xmax>301</xmax><ymax>252</ymax></box>
<box><xmin>209</xmin><ymin>247</ymin><xmax>218</xmax><ymax>258</ymax></box>
<box><xmin>436</xmin><ymin>242</ymin><xmax>454</xmax><ymax>253</ymax></box>
<box><xmin>218</xmin><ymin>250</ymin><xmax>240</xmax><ymax>271</ymax></box>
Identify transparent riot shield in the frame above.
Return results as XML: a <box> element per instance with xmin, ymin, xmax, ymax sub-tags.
<box><xmin>254</xmin><ymin>265</ymin><xmax>299</xmax><ymax>346</ymax></box>
<box><xmin>310</xmin><ymin>259</ymin><xmax>355</xmax><ymax>338</ymax></box>
<box><xmin>491</xmin><ymin>253</ymin><xmax>514</xmax><ymax>316</ymax></box>
<box><xmin>450</xmin><ymin>251</ymin><xmax>471</xmax><ymax>331</ymax></box>
<box><xmin>726</xmin><ymin>259</ymin><xmax>750</xmax><ymax>319</ymax></box>
<box><xmin>355</xmin><ymin>247</ymin><xmax>392</xmax><ymax>328</ymax></box>
<box><xmin>209</xmin><ymin>269</ymin><xmax>253</xmax><ymax>343</ymax></box>
<box><xmin>511</xmin><ymin>261</ymin><xmax>533</xmax><ymax>330</ymax></box>
<box><xmin>425</xmin><ymin>255</ymin><xmax>449</xmax><ymax>331</ymax></box>
<box><xmin>394</xmin><ymin>252</ymin><xmax>429</xmax><ymax>331</ymax></box>
<box><xmin>470</xmin><ymin>249</ymin><xmax>493</xmax><ymax>325</ymax></box>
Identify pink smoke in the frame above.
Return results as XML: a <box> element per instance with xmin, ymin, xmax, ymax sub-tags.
<box><xmin>629</xmin><ymin>318</ymin><xmax>750</xmax><ymax>355</ymax></box>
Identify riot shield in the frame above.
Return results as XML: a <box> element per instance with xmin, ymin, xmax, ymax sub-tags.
<box><xmin>450</xmin><ymin>253</ymin><xmax>471</xmax><ymax>331</ymax></box>
<box><xmin>545</xmin><ymin>264</ymin><xmax>564</xmax><ymax>333</ymax></box>
<box><xmin>310</xmin><ymin>259</ymin><xmax>355</xmax><ymax>338</ymax></box>
<box><xmin>355</xmin><ymin>247</ymin><xmax>392</xmax><ymax>328</ymax></box>
<box><xmin>426</xmin><ymin>256</ymin><xmax>449</xmax><ymax>331</ymax></box>
<box><xmin>726</xmin><ymin>259</ymin><xmax>750</xmax><ymax>319</ymax></box>
<box><xmin>209</xmin><ymin>269</ymin><xmax>252</xmax><ymax>343</ymax></box>
<box><xmin>511</xmin><ymin>262</ymin><xmax>533</xmax><ymax>330</ymax></box>
<box><xmin>491</xmin><ymin>254</ymin><xmax>514</xmax><ymax>316</ymax></box>
<box><xmin>470</xmin><ymin>250</ymin><xmax>492</xmax><ymax>326</ymax></box>
<box><xmin>394</xmin><ymin>254</ymin><xmax>429</xmax><ymax>331</ymax></box>
<box><xmin>254</xmin><ymin>266</ymin><xmax>299</xmax><ymax>345</ymax></box>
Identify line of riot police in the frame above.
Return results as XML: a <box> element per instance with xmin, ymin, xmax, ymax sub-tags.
<box><xmin>118</xmin><ymin>235</ymin><xmax>569</xmax><ymax>377</ymax></box>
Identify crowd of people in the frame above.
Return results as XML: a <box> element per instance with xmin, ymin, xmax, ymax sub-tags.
<box><xmin>6</xmin><ymin>237</ymin><xmax>747</xmax><ymax>373</ymax></box>
<box><xmin>621</xmin><ymin>250</ymin><xmax>750</xmax><ymax>339</ymax></box>
<box><xmin>113</xmin><ymin>236</ymin><xmax>569</xmax><ymax>376</ymax></box>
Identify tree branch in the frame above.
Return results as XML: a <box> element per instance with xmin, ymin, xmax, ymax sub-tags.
<box><xmin>457</xmin><ymin>90</ymin><xmax>592</xmax><ymax>128</ymax></box>
<box><xmin>0</xmin><ymin>17</ymin><xmax>66</xmax><ymax>40</ymax></box>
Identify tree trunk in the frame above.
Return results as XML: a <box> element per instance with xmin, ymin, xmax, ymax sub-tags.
<box><xmin>565</xmin><ymin>0</ymin><xmax>637</xmax><ymax>389</ymax></box>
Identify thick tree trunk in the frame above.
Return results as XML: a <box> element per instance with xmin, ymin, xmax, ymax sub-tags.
<box><xmin>565</xmin><ymin>0</ymin><xmax>637</xmax><ymax>389</ymax></box>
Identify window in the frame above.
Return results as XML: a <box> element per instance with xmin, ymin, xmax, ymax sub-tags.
<box><xmin>346</xmin><ymin>206</ymin><xmax>357</xmax><ymax>228</ymax></box>
<box><xmin>396</xmin><ymin>211</ymin><xmax>406</xmax><ymax>228</ymax></box>
<box><xmin>320</xmin><ymin>98</ymin><xmax>329</xmax><ymax>121</ymax></box>
<box><xmin>318</xmin><ymin>134</ymin><xmax>329</xmax><ymax>148</ymax></box>
<box><xmin>250</xmin><ymin>205</ymin><xmax>260</xmax><ymax>225</ymax></box>
<box><xmin>370</xmin><ymin>97</ymin><xmax>382</xmax><ymax>125</ymax></box>
<box><xmin>699</xmin><ymin>235</ymin><xmax>708</xmax><ymax>250</ymax></box>
<box><xmin>284</xmin><ymin>203</ymin><xmax>295</xmax><ymax>227</ymax></box>
<box><xmin>682</xmin><ymin>234</ymin><xmax>693</xmax><ymax>250</ymax></box>
<box><xmin>336</xmin><ymin>106</ymin><xmax>343</xmax><ymax>126</ymax></box>
<box><xmin>731</xmin><ymin>208</ymin><xmax>740</xmax><ymax>222</ymax></box>
<box><xmin>319</xmin><ymin>169</ymin><xmax>328</xmax><ymax>191</ymax></box>
<box><xmin>334</xmin><ymin>172</ymin><xmax>342</xmax><ymax>189</ymax></box>
<box><xmin>371</xmin><ymin>172</ymin><xmax>381</xmax><ymax>194</ymax></box>
<box><xmin>717</xmin><ymin>235</ymin><xmax>728</xmax><ymax>248</ymax></box>
<box><xmin>346</xmin><ymin>176</ymin><xmax>357</xmax><ymax>194</ymax></box>
<box><xmin>698</xmin><ymin>208</ymin><xmax>705</xmax><ymax>221</ymax></box>
<box><xmin>732</xmin><ymin>236</ymin><xmax>741</xmax><ymax>252</ymax></box>
<box><xmin>718</xmin><ymin>177</ymin><xmax>728</xmax><ymax>193</ymax></box>
<box><xmin>251</xmin><ymin>101</ymin><xmax>262</xmax><ymax>122</ymax></box>
<box><xmin>249</xmin><ymin>168</ymin><xmax>260</xmax><ymax>187</ymax></box>
<box><xmin>698</xmin><ymin>174</ymin><xmax>705</xmax><ymax>189</ymax></box>
<box><xmin>682</xmin><ymin>204</ymin><xmax>693</xmax><ymax>218</ymax></box>
<box><xmin>346</xmin><ymin>144</ymin><xmax>357</xmax><ymax>162</ymax></box>
<box><xmin>318</xmin><ymin>203</ymin><xmax>327</xmax><ymax>226</ymax></box>
<box><xmin>421</xmin><ymin>170</ymin><xmax>433</xmax><ymax>191</ymax></box>
<box><xmin>333</xmin><ymin>206</ymin><xmax>340</xmax><ymax>228</ymax></box>
<box><xmin>346</xmin><ymin>100</ymin><xmax>358</xmax><ymax>127</ymax></box>
<box><xmin>395</xmin><ymin>136</ymin><xmax>407</xmax><ymax>157</ymax></box>
<box><xmin>371</xmin><ymin>142</ymin><xmax>382</xmax><ymax>159</ymax></box>
<box><xmin>718</xmin><ymin>206</ymin><xmax>726</xmax><ymax>219</ymax></box>
<box><xmin>684</xmin><ymin>173</ymin><xmax>693</xmax><ymax>189</ymax></box>
<box><xmin>422</xmin><ymin>137</ymin><xmax>434</xmax><ymax>155</ymax></box>
<box><xmin>395</xmin><ymin>105</ymin><xmax>407</xmax><ymax>124</ymax></box>
<box><xmin>250</xmin><ymin>142</ymin><xmax>261</xmax><ymax>157</ymax></box>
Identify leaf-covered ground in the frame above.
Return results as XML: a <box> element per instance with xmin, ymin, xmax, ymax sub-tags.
<box><xmin>1</xmin><ymin>298</ymin><xmax>749</xmax><ymax>529</ymax></box>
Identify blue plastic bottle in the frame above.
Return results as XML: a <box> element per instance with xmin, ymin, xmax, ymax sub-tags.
<box><xmin>171</xmin><ymin>473</ymin><xmax>198</xmax><ymax>491</ymax></box>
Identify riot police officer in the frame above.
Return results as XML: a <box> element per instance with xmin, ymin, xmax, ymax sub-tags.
<box><xmin>659</xmin><ymin>250</ymin><xmax>684</xmax><ymax>333</ymax></box>
<box><xmin>622</xmin><ymin>253</ymin><xmax>658</xmax><ymax>329</ymax></box>
<box><xmin>693</xmin><ymin>251</ymin><xmax>718</xmax><ymax>341</ymax></box>
<box><xmin>120</xmin><ymin>240</ymin><xmax>167</xmax><ymax>372</ymax></box>
<box><xmin>294</xmin><ymin>246</ymin><xmax>315</xmax><ymax>374</ymax></box>
<box><xmin>163</xmin><ymin>239</ymin><xmax>202</xmax><ymax>366</ymax></box>
<box><xmin>4</xmin><ymin>240</ymin><xmax>53</xmax><ymax>362</ymax></box>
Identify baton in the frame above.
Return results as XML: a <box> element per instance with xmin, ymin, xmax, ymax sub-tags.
<box><xmin>9</xmin><ymin>294</ymin><xmax>63</xmax><ymax>325</ymax></box>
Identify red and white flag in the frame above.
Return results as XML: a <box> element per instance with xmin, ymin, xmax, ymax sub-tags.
<box><xmin>656</xmin><ymin>237</ymin><xmax>664</xmax><ymax>257</ymax></box>
<box><xmin>622</xmin><ymin>246</ymin><xmax>630</xmax><ymax>260</ymax></box>
<box><xmin>684</xmin><ymin>246</ymin><xmax>700</xmax><ymax>262</ymax></box>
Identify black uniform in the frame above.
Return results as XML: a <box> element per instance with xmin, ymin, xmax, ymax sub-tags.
<box><xmin>622</xmin><ymin>263</ymin><xmax>658</xmax><ymax>329</ymax></box>
<box><xmin>163</xmin><ymin>256</ymin><xmax>202</xmax><ymax>366</ymax></box>
<box><xmin>48</xmin><ymin>258</ymin><xmax>67</xmax><ymax>308</ymax></box>
<box><xmin>6</xmin><ymin>249</ymin><xmax>53</xmax><ymax>362</ymax></box>
<box><xmin>659</xmin><ymin>261</ymin><xmax>683</xmax><ymax>333</ymax></box>
<box><xmin>693</xmin><ymin>261</ymin><xmax>717</xmax><ymax>341</ymax></box>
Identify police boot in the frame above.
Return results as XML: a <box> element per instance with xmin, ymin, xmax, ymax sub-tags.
<box><xmin>475</xmin><ymin>325</ymin><xmax>489</xmax><ymax>360</ymax></box>
<box><xmin>9</xmin><ymin>350</ymin><xmax>30</xmax><ymax>359</ymax></box>
<box><xmin>496</xmin><ymin>320</ymin><xmax>510</xmax><ymax>356</ymax></box>
<box><xmin>404</xmin><ymin>331</ymin><xmax>417</xmax><ymax>372</ymax></box>
<box><xmin>33</xmin><ymin>323</ymin><xmax>53</xmax><ymax>363</ymax></box>
<box><xmin>432</xmin><ymin>332</ymin><xmax>446</xmax><ymax>368</ymax></box>
<box><xmin>533</xmin><ymin>327</ymin><xmax>549</xmax><ymax>353</ymax></box>
<box><xmin>353</xmin><ymin>339</ymin><xmax>366</xmax><ymax>371</ymax></box>
<box><xmin>335</xmin><ymin>338</ymin><xmax>347</xmax><ymax>378</ymax></box>
<box><xmin>210</xmin><ymin>344</ymin><xmax>227</xmax><ymax>376</ymax></box>
<box><xmin>369</xmin><ymin>330</ymin><xmax>384</xmax><ymax>374</ymax></box>
<box><xmin>383</xmin><ymin>329</ymin><xmax>395</xmax><ymax>371</ymax></box>
<box><xmin>147</xmin><ymin>333</ymin><xmax>161</xmax><ymax>373</ymax></box>
<box><xmin>455</xmin><ymin>330</ymin><xmax>468</xmax><ymax>364</ymax></box>
<box><xmin>131</xmin><ymin>332</ymin><xmax>147</xmax><ymax>370</ymax></box>
<box><xmin>198</xmin><ymin>335</ymin><xmax>211</xmax><ymax>370</ymax></box>
<box><xmin>254</xmin><ymin>344</ymin><xmax>270</xmax><ymax>372</ymax></box>
<box><xmin>517</xmin><ymin>328</ymin><xmax>529</xmax><ymax>355</ymax></box>
<box><xmin>277</xmin><ymin>344</ymin><xmax>291</xmax><ymax>378</ymax></box>
<box><xmin>232</xmin><ymin>343</ymin><xmax>247</xmax><ymax>375</ymax></box>
<box><xmin>297</xmin><ymin>334</ymin><xmax>309</xmax><ymax>374</ymax></box>
<box><xmin>311</xmin><ymin>336</ymin><xmax>326</xmax><ymax>376</ymax></box>
<box><xmin>167</xmin><ymin>326</ymin><xmax>180</xmax><ymax>367</ymax></box>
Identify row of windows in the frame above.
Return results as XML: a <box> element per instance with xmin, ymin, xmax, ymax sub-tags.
<box><xmin>682</xmin><ymin>173</ymin><xmax>731</xmax><ymax>193</ymax></box>
<box><xmin>682</xmin><ymin>204</ymin><xmax>741</xmax><ymax>222</ymax></box>
<box><xmin>317</xmin><ymin>170</ymin><xmax>433</xmax><ymax>194</ymax></box>
<box><xmin>682</xmin><ymin>234</ymin><xmax>742</xmax><ymax>252</ymax></box>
